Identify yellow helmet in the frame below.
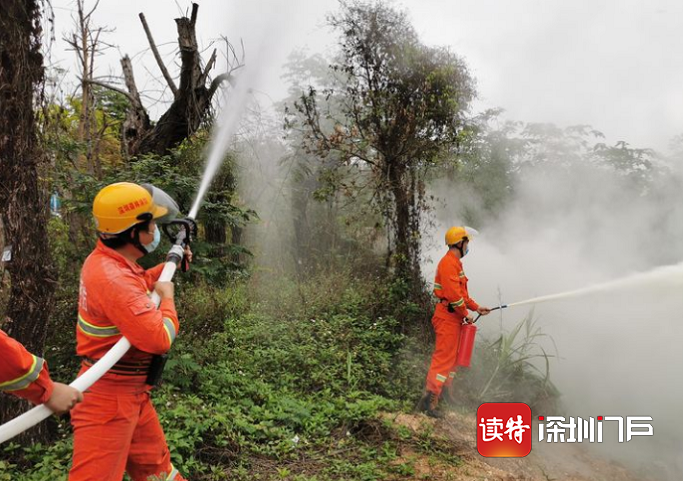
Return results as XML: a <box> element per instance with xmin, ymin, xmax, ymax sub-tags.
<box><xmin>93</xmin><ymin>182</ymin><xmax>168</xmax><ymax>234</ymax></box>
<box><xmin>445</xmin><ymin>226</ymin><xmax>478</xmax><ymax>246</ymax></box>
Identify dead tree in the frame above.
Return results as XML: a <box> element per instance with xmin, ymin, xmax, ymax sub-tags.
<box><xmin>64</xmin><ymin>0</ymin><xmax>113</xmax><ymax>176</ymax></box>
<box><xmin>120</xmin><ymin>55</ymin><xmax>150</xmax><ymax>158</ymax></box>
<box><xmin>0</xmin><ymin>0</ymin><xmax>57</xmax><ymax>437</ymax></box>
<box><xmin>93</xmin><ymin>3</ymin><xmax>243</xmax><ymax>157</ymax></box>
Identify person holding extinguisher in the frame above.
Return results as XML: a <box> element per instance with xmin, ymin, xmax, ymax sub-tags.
<box><xmin>417</xmin><ymin>226</ymin><xmax>491</xmax><ymax>418</ymax></box>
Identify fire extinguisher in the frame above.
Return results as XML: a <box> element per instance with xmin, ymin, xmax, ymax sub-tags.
<box><xmin>455</xmin><ymin>305</ymin><xmax>507</xmax><ymax>368</ymax></box>
<box><xmin>456</xmin><ymin>321</ymin><xmax>477</xmax><ymax>368</ymax></box>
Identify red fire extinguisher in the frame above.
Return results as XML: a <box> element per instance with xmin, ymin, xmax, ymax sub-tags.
<box><xmin>455</xmin><ymin>305</ymin><xmax>506</xmax><ymax>368</ymax></box>
<box><xmin>456</xmin><ymin>321</ymin><xmax>477</xmax><ymax>368</ymax></box>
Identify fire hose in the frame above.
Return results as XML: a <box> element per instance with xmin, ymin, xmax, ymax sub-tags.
<box><xmin>0</xmin><ymin>218</ymin><xmax>196</xmax><ymax>444</ymax></box>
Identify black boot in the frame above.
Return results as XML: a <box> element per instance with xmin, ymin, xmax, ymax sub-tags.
<box><xmin>416</xmin><ymin>391</ymin><xmax>444</xmax><ymax>419</ymax></box>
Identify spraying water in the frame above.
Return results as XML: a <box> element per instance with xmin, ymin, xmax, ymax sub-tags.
<box><xmin>189</xmin><ymin>2</ymin><xmax>280</xmax><ymax>219</ymax></box>
<box><xmin>189</xmin><ymin>67</ymin><xmax>256</xmax><ymax>219</ymax></box>
<box><xmin>505</xmin><ymin>261</ymin><xmax>683</xmax><ymax>308</ymax></box>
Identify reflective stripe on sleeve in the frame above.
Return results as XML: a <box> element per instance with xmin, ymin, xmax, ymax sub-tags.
<box><xmin>78</xmin><ymin>315</ymin><xmax>120</xmax><ymax>338</ymax></box>
<box><xmin>167</xmin><ymin>466</ymin><xmax>179</xmax><ymax>480</ymax></box>
<box><xmin>0</xmin><ymin>355</ymin><xmax>44</xmax><ymax>392</ymax></box>
<box><xmin>433</xmin><ymin>283</ymin><xmax>442</xmax><ymax>290</ymax></box>
<box><xmin>449</xmin><ymin>298</ymin><xmax>465</xmax><ymax>308</ymax></box>
<box><xmin>459</xmin><ymin>271</ymin><xmax>466</xmax><ymax>278</ymax></box>
<box><xmin>162</xmin><ymin>318</ymin><xmax>177</xmax><ymax>345</ymax></box>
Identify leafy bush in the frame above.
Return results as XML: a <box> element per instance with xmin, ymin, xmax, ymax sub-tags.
<box><xmin>453</xmin><ymin>314</ymin><xmax>560</xmax><ymax>411</ymax></box>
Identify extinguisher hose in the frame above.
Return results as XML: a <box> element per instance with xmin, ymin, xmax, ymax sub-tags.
<box><xmin>471</xmin><ymin>304</ymin><xmax>508</xmax><ymax>324</ymax></box>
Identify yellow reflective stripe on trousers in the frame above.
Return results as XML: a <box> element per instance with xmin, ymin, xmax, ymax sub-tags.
<box><xmin>78</xmin><ymin>315</ymin><xmax>120</xmax><ymax>337</ymax></box>
<box><xmin>167</xmin><ymin>465</ymin><xmax>179</xmax><ymax>480</ymax></box>
<box><xmin>0</xmin><ymin>355</ymin><xmax>44</xmax><ymax>392</ymax></box>
<box><xmin>162</xmin><ymin>318</ymin><xmax>176</xmax><ymax>344</ymax></box>
<box><xmin>435</xmin><ymin>374</ymin><xmax>447</xmax><ymax>383</ymax></box>
<box><xmin>449</xmin><ymin>298</ymin><xmax>465</xmax><ymax>308</ymax></box>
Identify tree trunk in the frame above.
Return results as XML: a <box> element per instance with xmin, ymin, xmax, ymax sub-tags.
<box><xmin>229</xmin><ymin>225</ymin><xmax>242</xmax><ymax>264</ymax></box>
<box><xmin>205</xmin><ymin>220</ymin><xmax>227</xmax><ymax>245</ymax></box>
<box><xmin>0</xmin><ymin>0</ymin><xmax>57</xmax><ymax>439</ymax></box>
<box><xmin>120</xmin><ymin>55</ymin><xmax>150</xmax><ymax>158</ymax></box>
<box><xmin>388</xmin><ymin>162</ymin><xmax>417</xmax><ymax>282</ymax></box>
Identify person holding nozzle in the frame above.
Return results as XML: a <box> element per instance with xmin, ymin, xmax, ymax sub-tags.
<box><xmin>68</xmin><ymin>182</ymin><xmax>191</xmax><ymax>481</ymax></box>
<box><xmin>1</xmin><ymin>330</ymin><xmax>83</xmax><ymax>413</ymax></box>
<box><xmin>417</xmin><ymin>226</ymin><xmax>491</xmax><ymax>418</ymax></box>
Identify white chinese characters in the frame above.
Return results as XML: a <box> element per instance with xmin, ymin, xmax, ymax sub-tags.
<box><xmin>480</xmin><ymin>416</ymin><xmax>530</xmax><ymax>444</ymax></box>
<box><xmin>538</xmin><ymin>416</ymin><xmax>653</xmax><ymax>443</ymax></box>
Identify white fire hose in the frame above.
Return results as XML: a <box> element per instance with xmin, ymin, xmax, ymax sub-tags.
<box><xmin>0</xmin><ymin>243</ymin><xmax>186</xmax><ymax>444</ymax></box>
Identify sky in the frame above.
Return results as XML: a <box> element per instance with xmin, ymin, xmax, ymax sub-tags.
<box><xmin>48</xmin><ymin>0</ymin><xmax>683</xmax><ymax>151</ymax></box>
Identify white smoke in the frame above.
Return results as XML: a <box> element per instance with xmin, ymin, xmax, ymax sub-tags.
<box><xmin>424</xmin><ymin>157</ymin><xmax>683</xmax><ymax>478</ymax></box>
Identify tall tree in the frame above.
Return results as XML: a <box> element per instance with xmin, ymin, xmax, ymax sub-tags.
<box><xmin>291</xmin><ymin>1</ymin><xmax>475</xmax><ymax>287</ymax></box>
<box><xmin>0</xmin><ymin>0</ymin><xmax>57</xmax><ymax>432</ymax></box>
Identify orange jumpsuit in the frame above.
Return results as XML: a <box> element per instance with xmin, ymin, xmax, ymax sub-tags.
<box><xmin>0</xmin><ymin>329</ymin><xmax>54</xmax><ymax>404</ymax></box>
<box><xmin>426</xmin><ymin>250</ymin><xmax>480</xmax><ymax>396</ymax></box>
<box><xmin>69</xmin><ymin>241</ymin><xmax>186</xmax><ymax>481</ymax></box>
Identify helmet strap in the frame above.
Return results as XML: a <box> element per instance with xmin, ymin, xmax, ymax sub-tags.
<box><xmin>130</xmin><ymin>223</ymin><xmax>152</xmax><ymax>256</ymax></box>
<box><xmin>129</xmin><ymin>227</ymin><xmax>145</xmax><ymax>255</ymax></box>
<box><xmin>454</xmin><ymin>239</ymin><xmax>468</xmax><ymax>258</ymax></box>
<box><xmin>456</xmin><ymin>242</ymin><xmax>464</xmax><ymax>257</ymax></box>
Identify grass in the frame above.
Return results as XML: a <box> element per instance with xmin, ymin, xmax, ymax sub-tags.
<box><xmin>453</xmin><ymin>312</ymin><xmax>560</xmax><ymax>411</ymax></box>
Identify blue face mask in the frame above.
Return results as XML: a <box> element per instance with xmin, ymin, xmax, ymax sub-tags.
<box><xmin>143</xmin><ymin>226</ymin><xmax>161</xmax><ymax>253</ymax></box>
<box><xmin>464</xmin><ymin>245</ymin><xmax>470</xmax><ymax>256</ymax></box>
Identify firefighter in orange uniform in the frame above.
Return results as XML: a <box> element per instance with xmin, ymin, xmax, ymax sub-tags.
<box><xmin>418</xmin><ymin>226</ymin><xmax>491</xmax><ymax>418</ymax></box>
<box><xmin>69</xmin><ymin>182</ymin><xmax>190</xmax><ymax>481</ymax></box>
<box><xmin>1</xmin><ymin>329</ymin><xmax>83</xmax><ymax>412</ymax></box>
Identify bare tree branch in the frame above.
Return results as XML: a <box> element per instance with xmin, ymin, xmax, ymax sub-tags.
<box><xmin>139</xmin><ymin>12</ymin><xmax>178</xmax><ymax>97</ymax></box>
<box><xmin>82</xmin><ymin>78</ymin><xmax>136</xmax><ymax>104</ymax></box>
<box><xmin>190</xmin><ymin>2</ymin><xmax>198</xmax><ymax>26</ymax></box>
<box><xmin>120</xmin><ymin>55</ymin><xmax>145</xmax><ymax>109</ymax></box>
<box><xmin>198</xmin><ymin>47</ymin><xmax>216</xmax><ymax>85</ymax></box>
<box><xmin>208</xmin><ymin>67</ymin><xmax>241</xmax><ymax>98</ymax></box>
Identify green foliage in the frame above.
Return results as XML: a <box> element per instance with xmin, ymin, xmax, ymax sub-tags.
<box><xmin>49</xmin><ymin>134</ymin><xmax>255</xmax><ymax>286</ymax></box>
<box><xmin>454</xmin><ymin>315</ymin><xmax>560</xmax><ymax>411</ymax></box>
